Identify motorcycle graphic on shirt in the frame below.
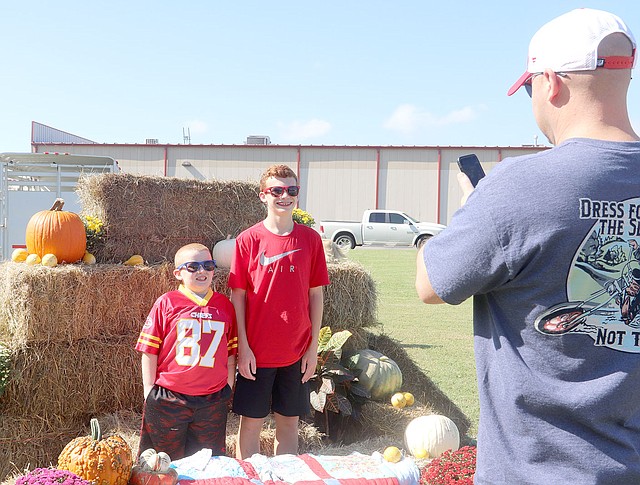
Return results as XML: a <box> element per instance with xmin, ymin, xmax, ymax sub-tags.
<box><xmin>534</xmin><ymin>197</ymin><xmax>640</xmax><ymax>353</ymax></box>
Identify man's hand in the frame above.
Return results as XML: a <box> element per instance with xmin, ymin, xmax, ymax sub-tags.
<box><xmin>457</xmin><ymin>172</ymin><xmax>475</xmax><ymax>206</ymax></box>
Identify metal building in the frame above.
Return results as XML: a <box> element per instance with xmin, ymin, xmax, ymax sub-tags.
<box><xmin>30</xmin><ymin>121</ymin><xmax>547</xmax><ymax>225</ymax></box>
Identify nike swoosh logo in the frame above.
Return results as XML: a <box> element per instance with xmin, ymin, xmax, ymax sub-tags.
<box><xmin>259</xmin><ymin>249</ymin><xmax>301</xmax><ymax>266</ymax></box>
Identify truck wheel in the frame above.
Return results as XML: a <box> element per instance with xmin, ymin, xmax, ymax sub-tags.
<box><xmin>334</xmin><ymin>233</ymin><xmax>356</xmax><ymax>250</ymax></box>
<box><xmin>415</xmin><ymin>235</ymin><xmax>432</xmax><ymax>248</ymax></box>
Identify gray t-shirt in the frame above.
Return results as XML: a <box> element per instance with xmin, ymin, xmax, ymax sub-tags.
<box><xmin>424</xmin><ymin>138</ymin><xmax>640</xmax><ymax>484</ymax></box>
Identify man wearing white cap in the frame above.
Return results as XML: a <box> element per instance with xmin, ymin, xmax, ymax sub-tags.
<box><xmin>416</xmin><ymin>8</ymin><xmax>640</xmax><ymax>484</ymax></box>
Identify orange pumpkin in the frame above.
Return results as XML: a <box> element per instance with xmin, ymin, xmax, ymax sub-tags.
<box><xmin>25</xmin><ymin>198</ymin><xmax>87</xmax><ymax>263</ymax></box>
<box><xmin>58</xmin><ymin>418</ymin><xmax>133</xmax><ymax>485</ymax></box>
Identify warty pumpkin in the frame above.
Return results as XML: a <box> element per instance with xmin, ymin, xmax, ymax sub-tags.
<box><xmin>57</xmin><ymin>418</ymin><xmax>133</xmax><ymax>485</ymax></box>
<box><xmin>25</xmin><ymin>198</ymin><xmax>86</xmax><ymax>263</ymax></box>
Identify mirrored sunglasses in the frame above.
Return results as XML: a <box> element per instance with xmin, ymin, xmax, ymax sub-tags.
<box><xmin>262</xmin><ymin>185</ymin><xmax>300</xmax><ymax>197</ymax></box>
<box><xmin>177</xmin><ymin>260</ymin><xmax>217</xmax><ymax>272</ymax></box>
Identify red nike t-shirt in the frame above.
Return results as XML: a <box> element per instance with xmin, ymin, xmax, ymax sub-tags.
<box><xmin>135</xmin><ymin>286</ymin><xmax>238</xmax><ymax>396</ymax></box>
<box><xmin>228</xmin><ymin>222</ymin><xmax>330</xmax><ymax>367</ymax></box>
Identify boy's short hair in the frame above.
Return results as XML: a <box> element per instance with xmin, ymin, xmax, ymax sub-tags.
<box><xmin>259</xmin><ymin>164</ymin><xmax>298</xmax><ymax>190</ymax></box>
<box><xmin>174</xmin><ymin>243</ymin><xmax>210</xmax><ymax>266</ymax></box>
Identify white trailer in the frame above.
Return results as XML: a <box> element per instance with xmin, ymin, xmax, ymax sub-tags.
<box><xmin>0</xmin><ymin>152</ymin><xmax>118</xmax><ymax>260</ymax></box>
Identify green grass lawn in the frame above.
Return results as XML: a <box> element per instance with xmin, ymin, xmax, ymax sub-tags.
<box><xmin>347</xmin><ymin>248</ymin><xmax>479</xmax><ymax>438</ymax></box>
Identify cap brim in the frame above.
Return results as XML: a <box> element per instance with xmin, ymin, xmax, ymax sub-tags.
<box><xmin>507</xmin><ymin>71</ymin><xmax>531</xmax><ymax>96</ymax></box>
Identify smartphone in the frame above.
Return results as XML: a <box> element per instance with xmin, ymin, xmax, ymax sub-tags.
<box><xmin>457</xmin><ymin>154</ymin><xmax>486</xmax><ymax>188</ymax></box>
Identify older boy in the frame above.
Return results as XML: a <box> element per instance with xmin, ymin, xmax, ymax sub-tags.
<box><xmin>136</xmin><ymin>243</ymin><xmax>237</xmax><ymax>459</ymax></box>
<box><xmin>229</xmin><ymin>164</ymin><xmax>330</xmax><ymax>459</ymax></box>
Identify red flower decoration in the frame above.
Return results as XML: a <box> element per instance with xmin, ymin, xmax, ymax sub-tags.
<box><xmin>420</xmin><ymin>445</ymin><xmax>477</xmax><ymax>485</ymax></box>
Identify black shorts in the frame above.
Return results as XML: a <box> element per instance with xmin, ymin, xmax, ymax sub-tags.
<box><xmin>139</xmin><ymin>384</ymin><xmax>231</xmax><ymax>460</ymax></box>
<box><xmin>232</xmin><ymin>359</ymin><xmax>310</xmax><ymax>419</ymax></box>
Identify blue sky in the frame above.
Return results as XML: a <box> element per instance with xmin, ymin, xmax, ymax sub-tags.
<box><xmin>1</xmin><ymin>1</ymin><xmax>639</xmax><ymax>151</ymax></box>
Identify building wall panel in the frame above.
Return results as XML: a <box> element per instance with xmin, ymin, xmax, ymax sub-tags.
<box><xmin>380</xmin><ymin>148</ymin><xmax>441</xmax><ymax>223</ymax></box>
<box><xmin>301</xmin><ymin>148</ymin><xmax>377</xmax><ymax>222</ymax></box>
<box><xmin>33</xmin><ymin>143</ymin><xmax>548</xmax><ymax>227</ymax></box>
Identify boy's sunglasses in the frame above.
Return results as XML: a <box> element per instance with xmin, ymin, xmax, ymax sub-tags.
<box><xmin>262</xmin><ymin>185</ymin><xmax>300</xmax><ymax>197</ymax></box>
<box><xmin>177</xmin><ymin>260</ymin><xmax>217</xmax><ymax>272</ymax></box>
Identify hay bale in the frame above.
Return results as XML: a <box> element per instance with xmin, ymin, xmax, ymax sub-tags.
<box><xmin>0</xmin><ymin>336</ymin><xmax>142</xmax><ymax>419</ymax></box>
<box><xmin>324</xmin><ymin>261</ymin><xmax>378</xmax><ymax>331</ymax></box>
<box><xmin>0</xmin><ymin>262</ymin><xmax>232</xmax><ymax>345</ymax></box>
<box><xmin>76</xmin><ymin>173</ymin><xmax>266</xmax><ymax>263</ymax></box>
<box><xmin>0</xmin><ymin>414</ymin><xmax>83</xmax><ymax>480</ymax></box>
<box><xmin>0</xmin><ymin>261</ymin><xmax>375</xmax><ymax>345</ymax></box>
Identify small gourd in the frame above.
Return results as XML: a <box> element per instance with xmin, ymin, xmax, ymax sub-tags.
<box><xmin>57</xmin><ymin>418</ymin><xmax>133</xmax><ymax>485</ymax></box>
<box><xmin>124</xmin><ymin>254</ymin><xmax>144</xmax><ymax>266</ymax></box>
<box><xmin>404</xmin><ymin>414</ymin><xmax>460</xmax><ymax>459</ymax></box>
<box><xmin>41</xmin><ymin>253</ymin><xmax>58</xmax><ymax>267</ymax></box>
<box><xmin>25</xmin><ymin>254</ymin><xmax>41</xmax><ymax>266</ymax></box>
<box><xmin>11</xmin><ymin>248</ymin><xmax>28</xmax><ymax>262</ymax></box>
<box><xmin>83</xmin><ymin>251</ymin><xmax>97</xmax><ymax>265</ymax></box>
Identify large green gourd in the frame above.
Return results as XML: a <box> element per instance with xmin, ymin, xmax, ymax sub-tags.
<box><xmin>347</xmin><ymin>349</ymin><xmax>402</xmax><ymax>401</ymax></box>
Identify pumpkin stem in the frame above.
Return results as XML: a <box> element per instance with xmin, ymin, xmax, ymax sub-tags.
<box><xmin>90</xmin><ymin>418</ymin><xmax>102</xmax><ymax>441</ymax></box>
<box><xmin>50</xmin><ymin>198</ymin><xmax>65</xmax><ymax>211</ymax></box>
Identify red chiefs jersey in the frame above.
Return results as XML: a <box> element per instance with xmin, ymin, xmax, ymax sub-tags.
<box><xmin>135</xmin><ymin>286</ymin><xmax>238</xmax><ymax>396</ymax></box>
<box><xmin>228</xmin><ymin>222</ymin><xmax>330</xmax><ymax>367</ymax></box>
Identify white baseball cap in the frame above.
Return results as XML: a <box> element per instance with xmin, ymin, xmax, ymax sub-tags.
<box><xmin>508</xmin><ymin>8</ymin><xmax>636</xmax><ymax>96</ymax></box>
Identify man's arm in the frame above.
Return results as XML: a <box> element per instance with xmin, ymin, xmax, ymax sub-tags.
<box><xmin>301</xmin><ymin>286</ymin><xmax>323</xmax><ymax>383</ymax></box>
<box><xmin>416</xmin><ymin>171</ymin><xmax>475</xmax><ymax>304</ymax></box>
<box><xmin>415</xmin><ymin>243</ymin><xmax>445</xmax><ymax>304</ymax></box>
<box><xmin>230</xmin><ymin>288</ymin><xmax>256</xmax><ymax>380</ymax></box>
<box><xmin>141</xmin><ymin>352</ymin><xmax>158</xmax><ymax>399</ymax></box>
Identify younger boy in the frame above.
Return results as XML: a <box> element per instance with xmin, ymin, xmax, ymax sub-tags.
<box><xmin>229</xmin><ymin>164</ymin><xmax>330</xmax><ymax>459</ymax></box>
<box><xmin>135</xmin><ymin>243</ymin><xmax>237</xmax><ymax>460</ymax></box>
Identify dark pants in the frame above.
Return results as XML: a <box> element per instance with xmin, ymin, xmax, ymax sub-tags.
<box><xmin>139</xmin><ymin>384</ymin><xmax>231</xmax><ymax>460</ymax></box>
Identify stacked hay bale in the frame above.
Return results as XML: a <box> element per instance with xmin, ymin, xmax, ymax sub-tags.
<box><xmin>0</xmin><ymin>174</ymin><xmax>381</xmax><ymax>479</ymax></box>
<box><xmin>75</xmin><ymin>173</ymin><xmax>267</xmax><ymax>263</ymax></box>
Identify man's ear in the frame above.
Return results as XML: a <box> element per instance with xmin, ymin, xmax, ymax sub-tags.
<box><xmin>545</xmin><ymin>68</ymin><xmax>563</xmax><ymax>101</ymax></box>
<box><xmin>259</xmin><ymin>191</ymin><xmax>267</xmax><ymax>203</ymax></box>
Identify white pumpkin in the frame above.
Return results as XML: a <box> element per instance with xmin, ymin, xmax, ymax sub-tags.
<box><xmin>404</xmin><ymin>414</ymin><xmax>460</xmax><ymax>459</ymax></box>
<box><xmin>347</xmin><ymin>349</ymin><xmax>402</xmax><ymax>401</ymax></box>
<box><xmin>138</xmin><ymin>448</ymin><xmax>172</xmax><ymax>472</ymax></box>
<box><xmin>212</xmin><ymin>238</ymin><xmax>236</xmax><ymax>269</ymax></box>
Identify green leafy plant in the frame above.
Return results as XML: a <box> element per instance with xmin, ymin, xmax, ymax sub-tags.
<box><xmin>293</xmin><ymin>208</ymin><xmax>316</xmax><ymax>227</ymax></box>
<box><xmin>309</xmin><ymin>326</ymin><xmax>370</xmax><ymax>440</ymax></box>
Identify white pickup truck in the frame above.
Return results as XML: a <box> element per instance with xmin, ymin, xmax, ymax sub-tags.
<box><xmin>318</xmin><ymin>210</ymin><xmax>446</xmax><ymax>249</ymax></box>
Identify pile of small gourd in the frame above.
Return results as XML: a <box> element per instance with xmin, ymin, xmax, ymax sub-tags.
<box><xmin>11</xmin><ymin>198</ymin><xmax>143</xmax><ymax>267</ymax></box>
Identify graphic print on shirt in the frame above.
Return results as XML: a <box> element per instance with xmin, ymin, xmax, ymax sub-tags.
<box><xmin>174</xmin><ymin>317</ymin><xmax>225</xmax><ymax>368</ymax></box>
<box><xmin>534</xmin><ymin>197</ymin><xmax>640</xmax><ymax>352</ymax></box>
<box><xmin>259</xmin><ymin>249</ymin><xmax>301</xmax><ymax>266</ymax></box>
